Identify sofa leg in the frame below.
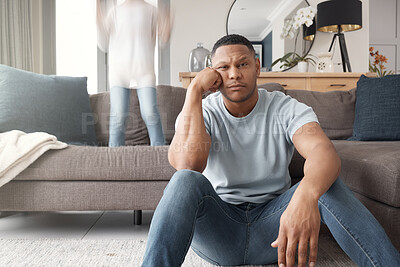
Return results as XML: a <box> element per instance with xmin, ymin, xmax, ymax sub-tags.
<box><xmin>134</xmin><ymin>210</ymin><xmax>142</xmax><ymax>225</ymax></box>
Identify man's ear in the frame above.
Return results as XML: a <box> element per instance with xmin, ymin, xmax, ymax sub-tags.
<box><xmin>255</xmin><ymin>57</ymin><xmax>261</xmax><ymax>76</ymax></box>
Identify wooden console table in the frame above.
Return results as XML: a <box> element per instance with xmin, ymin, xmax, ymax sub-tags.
<box><xmin>179</xmin><ymin>72</ymin><xmax>376</xmax><ymax>92</ymax></box>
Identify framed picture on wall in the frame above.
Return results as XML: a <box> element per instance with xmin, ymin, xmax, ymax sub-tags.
<box><xmin>253</xmin><ymin>44</ymin><xmax>263</xmax><ymax>67</ymax></box>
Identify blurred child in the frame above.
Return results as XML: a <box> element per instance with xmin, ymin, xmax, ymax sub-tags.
<box><xmin>97</xmin><ymin>0</ymin><xmax>171</xmax><ymax>146</ymax></box>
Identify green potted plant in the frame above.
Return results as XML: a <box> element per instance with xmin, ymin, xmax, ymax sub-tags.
<box><xmin>270</xmin><ymin>52</ymin><xmax>316</xmax><ymax>72</ymax></box>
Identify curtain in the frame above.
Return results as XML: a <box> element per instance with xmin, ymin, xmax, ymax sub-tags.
<box><xmin>0</xmin><ymin>0</ymin><xmax>33</xmax><ymax>71</ymax></box>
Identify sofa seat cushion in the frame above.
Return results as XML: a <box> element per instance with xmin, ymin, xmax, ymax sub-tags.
<box><xmin>14</xmin><ymin>145</ymin><xmax>175</xmax><ymax>182</ymax></box>
<box><xmin>333</xmin><ymin>140</ymin><xmax>400</xmax><ymax>207</ymax></box>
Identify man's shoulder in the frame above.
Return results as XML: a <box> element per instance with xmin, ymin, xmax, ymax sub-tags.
<box><xmin>257</xmin><ymin>88</ymin><xmax>289</xmax><ymax>106</ymax></box>
<box><xmin>257</xmin><ymin>88</ymin><xmax>285</xmax><ymax>98</ymax></box>
<box><xmin>202</xmin><ymin>92</ymin><xmax>221</xmax><ymax>107</ymax></box>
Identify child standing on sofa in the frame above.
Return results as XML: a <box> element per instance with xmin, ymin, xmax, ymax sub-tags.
<box><xmin>96</xmin><ymin>0</ymin><xmax>171</xmax><ymax>146</ymax></box>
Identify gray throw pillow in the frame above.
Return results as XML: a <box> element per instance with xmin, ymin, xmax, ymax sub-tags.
<box><xmin>349</xmin><ymin>74</ymin><xmax>400</xmax><ymax>141</ymax></box>
<box><xmin>0</xmin><ymin>64</ymin><xmax>97</xmax><ymax>145</ymax></box>
<box><xmin>286</xmin><ymin>89</ymin><xmax>356</xmax><ymax>140</ymax></box>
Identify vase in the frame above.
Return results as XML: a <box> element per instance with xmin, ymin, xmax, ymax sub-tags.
<box><xmin>316</xmin><ymin>52</ymin><xmax>334</xmax><ymax>72</ymax></box>
<box><xmin>298</xmin><ymin>61</ymin><xmax>308</xmax><ymax>72</ymax></box>
<box><xmin>188</xmin><ymin>43</ymin><xmax>211</xmax><ymax>72</ymax></box>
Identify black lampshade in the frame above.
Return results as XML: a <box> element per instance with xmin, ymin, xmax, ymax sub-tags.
<box><xmin>317</xmin><ymin>0</ymin><xmax>362</xmax><ymax>33</ymax></box>
<box><xmin>303</xmin><ymin>19</ymin><xmax>316</xmax><ymax>41</ymax></box>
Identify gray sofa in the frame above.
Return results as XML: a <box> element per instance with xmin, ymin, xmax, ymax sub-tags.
<box><xmin>0</xmin><ymin>83</ymin><xmax>398</xmax><ymax>250</ymax></box>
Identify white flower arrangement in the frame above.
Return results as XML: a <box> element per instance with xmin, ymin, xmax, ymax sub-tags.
<box><xmin>281</xmin><ymin>6</ymin><xmax>317</xmax><ymax>39</ymax></box>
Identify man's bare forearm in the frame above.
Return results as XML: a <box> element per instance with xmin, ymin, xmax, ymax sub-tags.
<box><xmin>168</xmin><ymin>83</ymin><xmax>211</xmax><ymax>172</ymax></box>
<box><xmin>297</xmin><ymin>142</ymin><xmax>341</xmax><ymax>201</ymax></box>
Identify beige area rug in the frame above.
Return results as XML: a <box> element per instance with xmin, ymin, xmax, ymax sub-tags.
<box><xmin>0</xmin><ymin>232</ymin><xmax>356</xmax><ymax>267</ymax></box>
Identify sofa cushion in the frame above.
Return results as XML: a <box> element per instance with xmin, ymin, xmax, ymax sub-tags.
<box><xmin>156</xmin><ymin>85</ymin><xmax>187</xmax><ymax>144</ymax></box>
<box><xmin>349</xmin><ymin>74</ymin><xmax>400</xmax><ymax>141</ymax></box>
<box><xmin>89</xmin><ymin>85</ymin><xmax>187</xmax><ymax>146</ymax></box>
<box><xmin>0</xmin><ymin>64</ymin><xmax>97</xmax><ymax>145</ymax></box>
<box><xmin>333</xmin><ymin>140</ymin><xmax>400</xmax><ymax>207</ymax></box>
<box><xmin>285</xmin><ymin>89</ymin><xmax>356</xmax><ymax>140</ymax></box>
<box><xmin>90</xmin><ymin>91</ymin><xmax>149</xmax><ymax>146</ymax></box>
<box><xmin>14</xmin><ymin>145</ymin><xmax>175</xmax><ymax>182</ymax></box>
<box><xmin>257</xmin><ymin>82</ymin><xmax>285</xmax><ymax>92</ymax></box>
<box><xmin>288</xmin><ymin>149</ymin><xmax>305</xmax><ymax>179</ymax></box>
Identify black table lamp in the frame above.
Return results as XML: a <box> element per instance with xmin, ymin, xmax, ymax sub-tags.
<box><xmin>317</xmin><ymin>0</ymin><xmax>362</xmax><ymax>72</ymax></box>
<box><xmin>303</xmin><ymin>19</ymin><xmax>316</xmax><ymax>41</ymax></box>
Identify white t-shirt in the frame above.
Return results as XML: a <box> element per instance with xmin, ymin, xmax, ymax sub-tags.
<box><xmin>97</xmin><ymin>1</ymin><xmax>157</xmax><ymax>89</ymax></box>
<box><xmin>199</xmin><ymin>89</ymin><xmax>319</xmax><ymax>204</ymax></box>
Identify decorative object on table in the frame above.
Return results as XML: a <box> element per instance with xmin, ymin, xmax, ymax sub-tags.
<box><xmin>188</xmin><ymin>43</ymin><xmax>211</xmax><ymax>72</ymax></box>
<box><xmin>297</xmin><ymin>61</ymin><xmax>308</xmax><ymax>72</ymax></box>
<box><xmin>315</xmin><ymin>52</ymin><xmax>334</xmax><ymax>72</ymax></box>
<box><xmin>369</xmin><ymin>47</ymin><xmax>394</xmax><ymax>77</ymax></box>
<box><xmin>204</xmin><ymin>54</ymin><xmax>212</xmax><ymax>68</ymax></box>
<box><xmin>317</xmin><ymin>0</ymin><xmax>362</xmax><ymax>72</ymax></box>
<box><xmin>274</xmin><ymin>5</ymin><xmax>317</xmax><ymax>70</ymax></box>
<box><xmin>271</xmin><ymin>52</ymin><xmax>316</xmax><ymax>71</ymax></box>
<box><xmin>281</xmin><ymin>6</ymin><xmax>317</xmax><ymax>39</ymax></box>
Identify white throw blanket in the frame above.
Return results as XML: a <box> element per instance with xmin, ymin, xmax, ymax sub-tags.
<box><xmin>0</xmin><ymin>130</ymin><xmax>68</xmax><ymax>187</ymax></box>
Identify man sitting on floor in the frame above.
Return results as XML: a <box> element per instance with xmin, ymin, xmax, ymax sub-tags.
<box><xmin>142</xmin><ymin>34</ymin><xmax>400</xmax><ymax>267</ymax></box>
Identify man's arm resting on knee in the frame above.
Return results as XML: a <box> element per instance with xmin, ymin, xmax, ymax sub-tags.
<box><xmin>168</xmin><ymin>68</ymin><xmax>221</xmax><ymax>172</ymax></box>
<box><xmin>292</xmin><ymin>122</ymin><xmax>341</xmax><ymax>203</ymax></box>
<box><xmin>272</xmin><ymin>122</ymin><xmax>341</xmax><ymax>267</ymax></box>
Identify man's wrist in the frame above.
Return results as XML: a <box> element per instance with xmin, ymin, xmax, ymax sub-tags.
<box><xmin>187</xmin><ymin>81</ymin><xmax>206</xmax><ymax>96</ymax></box>
<box><xmin>295</xmin><ymin>180</ymin><xmax>321</xmax><ymax>203</ymax></box>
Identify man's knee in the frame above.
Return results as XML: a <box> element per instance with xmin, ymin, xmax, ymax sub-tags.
<box><xmin>325</xmin><ymin>177</ymin><xmax>353</xmax><ymax>197</ymax></box>
<box><xmin>319</xmin><ymin>177</ymin><xmax>360</xmax><ymax>209</ymax></box>
<box><xmin>164</xmin><ymin>169</ymin><xmax>212</xmax><ymax>199</ymax></box>
<box><xmin>169</xmin><ymin>169</ymin><xmax>209</xmax><ymax>188</ymax></box>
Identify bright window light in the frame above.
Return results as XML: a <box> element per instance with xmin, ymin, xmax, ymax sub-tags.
<box><xmin>56</xmin><ymin>0</ymin><xmax>159</xmax><ymax>94</ymax></box>
<box><xmin>56</xmin><ymin>0</ymin><xmax>97</xmax><ymax>94</ymax></box>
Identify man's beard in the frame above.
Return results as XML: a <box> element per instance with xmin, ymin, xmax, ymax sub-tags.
<box><xmin>220</xmin><ymin>83</ymin><xmax>257</xmax><ymax>103</ymax></box>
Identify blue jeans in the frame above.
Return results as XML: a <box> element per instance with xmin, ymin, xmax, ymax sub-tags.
<box><xmin>142</xmin><ymin>170</ymin><xmax>400</xmax><ymax>267</ymax></box>
<box><xmin>109</xmin><ymin>86</ymin><xmax>165</xmax><ymax>146</ymax></box>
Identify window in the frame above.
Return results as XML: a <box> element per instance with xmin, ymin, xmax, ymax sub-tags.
<box><xmin>56</xmin><ymin>0</ymin><xmax>97</xmax><ymax>94</ymax></box>
<box><xmin>56</xmin><ymin>0</ymin><xmax>160</xmax><ymax>94</ymax></box>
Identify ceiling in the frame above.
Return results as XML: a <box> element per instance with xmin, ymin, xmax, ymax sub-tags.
<box><xmin>228</xmin><ymin>0</ymin><xmax>305</xmax><ymax>41</ymax></box>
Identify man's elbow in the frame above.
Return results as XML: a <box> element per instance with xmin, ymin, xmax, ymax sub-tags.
<box><xmin>168</xmin><ymin>151</ymin><xmax>206</xmax><ymax>173</ymax></box>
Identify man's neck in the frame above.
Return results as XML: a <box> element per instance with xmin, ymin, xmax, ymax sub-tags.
<box><xmin>222</xmin><ymin>90</ymin><xmax>259</xmax><ymax>118</ymax></box>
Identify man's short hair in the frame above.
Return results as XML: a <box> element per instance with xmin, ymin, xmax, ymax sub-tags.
<box><xmin>211</xmin><ymin>34</ymin><xmax>256</xmax><ymax>57</ymax></box>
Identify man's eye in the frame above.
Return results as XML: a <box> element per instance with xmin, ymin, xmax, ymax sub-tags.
<box><xmin>218</xmin><ymin>66</ymin><xmax>228</xmax><ymax>70</ymax></box>
<box><xmin>239</xmin><ymin>63</ymin><xmax>248</xmax><ymax>67</ymax></box>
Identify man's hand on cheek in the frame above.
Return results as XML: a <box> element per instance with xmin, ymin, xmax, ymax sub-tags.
<box><xmin>191</xmin><ymin>67</ymin><xmax>222</xmax><ymax>93</ymax></box>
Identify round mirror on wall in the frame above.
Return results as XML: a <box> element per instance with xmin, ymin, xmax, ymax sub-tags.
<box><xmin>226</xmin><ymin>0</ymin><xmax>315</xmax><ymax>71</ymax></box>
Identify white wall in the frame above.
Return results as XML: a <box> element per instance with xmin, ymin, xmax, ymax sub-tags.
<box><xmin>169</xmin><ymin>0</ymin><xmax>369</xmax><ymax>86</ymax></box>
<box><xmin>169</xmin><ymin>0</ymin><xmax>235</xmax><ymax>86</ymax></box>
<box><xmin>369</xmin><ymin>0</ymin><xmax>399</xmax><ymax>74</ymax></box>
